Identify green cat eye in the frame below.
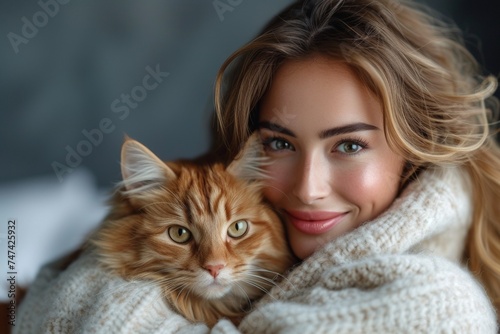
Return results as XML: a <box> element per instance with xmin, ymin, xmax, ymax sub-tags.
<box><xmin>168</xmin><ymin>225</ymin><xmax>192</xmax><ymax>244</ymax></box>
<box><xmin>227</xmin><ymin>220</ymin><xmax>248</xmax><ymax>238</ymax></box>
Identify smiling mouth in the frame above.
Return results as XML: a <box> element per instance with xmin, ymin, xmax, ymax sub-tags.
<box><xmin>285</xmin><ymin>210</ymin><xmax>347</xmax><ymax>235</ymax></box>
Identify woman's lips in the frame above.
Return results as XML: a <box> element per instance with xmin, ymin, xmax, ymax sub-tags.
<box><xmin>285</xmin><ymin>210</ymin><xmax>347</xmax><ymax>235</ymax></box>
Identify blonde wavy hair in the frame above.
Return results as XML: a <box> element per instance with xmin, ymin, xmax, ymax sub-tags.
<box><xmin>213</xmin><ymin>0</ymin><xmax>500</xmax><ymax>314</ymax></box>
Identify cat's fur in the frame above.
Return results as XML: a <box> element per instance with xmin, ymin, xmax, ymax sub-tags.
<box><xmin>91</xmin><ymin>134</ymin><xmax>295</xmax><ymax>326</ymax></box>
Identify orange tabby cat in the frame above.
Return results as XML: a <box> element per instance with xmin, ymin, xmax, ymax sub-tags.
<box><xmin>92</xmin><ymin>133</ymin><xmax>294</xmax><ymax>327</ymax></box>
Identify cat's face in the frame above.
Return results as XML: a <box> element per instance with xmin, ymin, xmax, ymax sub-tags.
<box><xmin>129</xmin><ymin>162</ymin><xmax>289</xmax><ymax>301</ymax></box>
<box><xmin>94</xmin><ymin>134</ymin><xmax>293</xmax><ymax>305</ymax></box>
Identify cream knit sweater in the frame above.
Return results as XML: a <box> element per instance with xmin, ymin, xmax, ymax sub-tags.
<box><xmin>16</xmin><ymin>167</ymin><xmax>498</xmax><ymax>333</ymax></box>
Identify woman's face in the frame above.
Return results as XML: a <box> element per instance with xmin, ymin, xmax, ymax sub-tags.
<box><xmin>258</xmin><ymin>56</ymin><xmax>404</xmax><ymax>259</ymax></box>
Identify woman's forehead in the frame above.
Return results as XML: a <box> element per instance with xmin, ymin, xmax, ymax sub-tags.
<box><xmin>259</xmin><ymin>56</ymin><xmax>384</xmax><ymax>131</ymax></box>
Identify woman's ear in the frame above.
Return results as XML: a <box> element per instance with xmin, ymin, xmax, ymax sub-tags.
<box><xmin>226</xmin><ymin>132</ymin><xmax>269</xmax><ymax>182</ymax></box>
<box><xmin>120</xmin><ymin>137</ymin><xmax>176</xmax><ymax>203</ymax></box>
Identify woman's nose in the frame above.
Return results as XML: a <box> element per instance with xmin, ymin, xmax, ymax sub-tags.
<box><xmin>292</xmin><ymin>155</ymin><xmax>331</xmax><ymax>205</ymax></box>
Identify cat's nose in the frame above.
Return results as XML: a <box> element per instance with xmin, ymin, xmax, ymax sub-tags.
<box><xmin>204</xmin><ymin>263</ymin><xmax>225</xmax><ymax>278</ymax></box>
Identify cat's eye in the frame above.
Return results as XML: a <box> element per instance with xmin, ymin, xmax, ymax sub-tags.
<box><xmin>227</xmin><ymin>220</ymin><xmax>248</xmax><ymax>238</ymax></box>
<box><xmin>168</xmin><ymin>225</ymin><xmax>192</xmax><ymax>244</ymax></box>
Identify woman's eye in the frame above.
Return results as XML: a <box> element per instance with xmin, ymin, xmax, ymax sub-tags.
<box><xmin>336</xmin><ymin>141</ymin><xmax>365</xmax><ymax>154</ymax></box>
<box><xmin>263</xmin><ymin>137</ymin><xmax>294</xmax><ymax>151</ymax></box>
<box><xmin>227</xmin><ymin>220</ymin><xmax>248</xmax><ymax>238</ymax></box>
<box><xmin>168</xmin><ymin>225</ymin><xmax>192</xmax><ymax>244</ymax></box>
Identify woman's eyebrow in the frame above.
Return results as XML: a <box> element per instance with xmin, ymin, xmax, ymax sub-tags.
<box><xmin>258</xmin><ymin>121</ymin><xmax>296</xmax><ymax>137</ymax></box>
<box><xmin>258</xmin><ymin>121</ymin><xmax>379</xmax><ymax>139</ymax></box>
<box><xmin>319</xmin><ymin>123</ymin><xmax>379</xmax><ymax>139</ymax></box>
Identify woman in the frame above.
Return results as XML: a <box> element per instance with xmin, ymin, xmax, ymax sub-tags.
<box><xmin>16</xmin><ymin>0</ymin><xmax>500</xmax><ymax>332</ymax></box>
<box><xmin>214</xmin><ymin>0</ymin><xmax>499</xmax><ymax>330</ymax></box>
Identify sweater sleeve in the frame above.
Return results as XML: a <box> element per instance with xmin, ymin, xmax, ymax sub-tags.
<box><xmin>233</xmin><ymin>255</ymin><xmax>497</xmax><ymax>333</ymax></box>
<box><xmin>15</xmin><ymin>250</ymin><xmax>210</xmax><ymax>334</ymax></box>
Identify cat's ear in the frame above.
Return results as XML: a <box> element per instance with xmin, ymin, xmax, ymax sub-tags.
<box><xmin>227</xmin><ymin>133</ymin><xmax>269</xmax><ymax>181</ymax></box>
<box><xmin>120</xmin><ymin>137</ymin><xmax>176</xmax><ymax>198</ymax></box>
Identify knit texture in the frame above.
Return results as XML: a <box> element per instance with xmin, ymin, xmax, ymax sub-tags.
<box><xmin>16</xmin><ymin>167</ymin><xmax>497</xmax><ymax>333</ymax></box>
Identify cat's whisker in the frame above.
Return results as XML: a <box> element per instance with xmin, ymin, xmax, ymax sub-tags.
<box><xmin>266</xmin><ymin>184</ymin><xmax>291</xmax><ymax>201</ymax></box>
<box><xmin>241</xmin><ymin>278</ymin><xmax>282</xmax><ymax>303</ymax></box>
<box><xmin>156</xmin><ymin>281</ymin><xmax>193</xmax><ymax>308</ymax></box>
<box><xmin>182</xmin><ymin>285</ymin><xmax>197</xmax><ymax>306</ymax></box>
<box><xmin>249</xmin><ymin>269</ymin><xmax>285</xmax><ymax>282</ymax></box>
<box><xmin>250</xmin><ymin>267</ymin><xmax>296</xmax><ymax>291</ymax></box>
<box><xmin>245</xmin><ymin>272</ymin><xmax>296</xmax><ymax>297</ymax></box>
<box><xmin>155</xmin><ymin>277</ymin><xmax>191</xmax><ymax>295</ymax></box>
<box><xmin>244</xmin><ymin>273</ymin><xmax>279</xmax><ymax>288</ymax></box>
<box><xmin>171</xmin><ymin>280</ymin><xmax>192</xmax><ymax>294</ymax></box>
<box><xmin>243</xmin><ymin>278</ymin><xmax>272</xmax><ymax>292</ymax></box>
<box><xmin>239</xmin><ymin>277</ymin><xmax>273</xmax><ymax>295</ymax></box>
<box><xmin>174</xmin><ymin>285</ymin><xmax>189</xmax><ymax>305</ymax></box>
<box><xmin>232</xmin><ymin>282</ymin><xmax>252</xmax><ymax>311</ymax></box>
<box><xmin>154</xmin><ymin>279</ymin><xmax>178</xmax><ymax>291</ymax></box>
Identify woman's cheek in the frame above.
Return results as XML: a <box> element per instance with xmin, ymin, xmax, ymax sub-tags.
<box><xmin>345</xmin><ymin>163</ymin><xmax>401</xmax><ymax>222</ymax></box>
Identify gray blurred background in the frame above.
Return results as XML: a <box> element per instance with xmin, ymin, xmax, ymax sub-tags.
<box><xmin>1</xmin><ymin>0</ymin><xmax>499</xmax><ymax>188</ymax></box>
